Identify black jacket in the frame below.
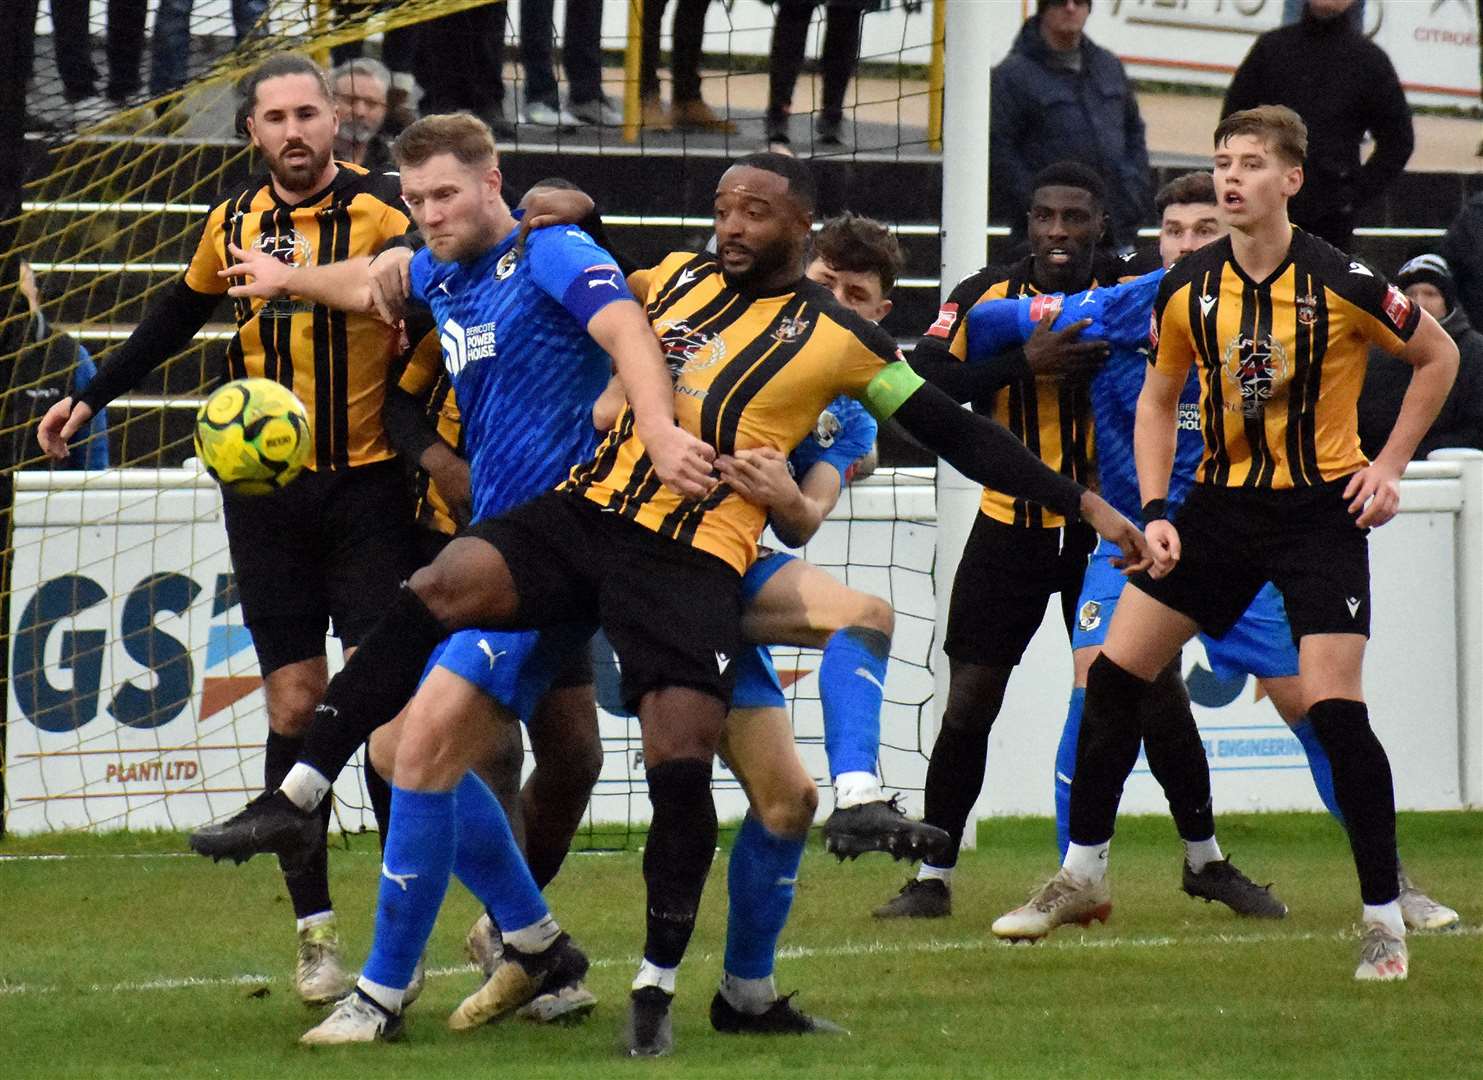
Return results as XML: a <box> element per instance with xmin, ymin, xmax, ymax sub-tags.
<box><xmin>1222</xmin><ymin>7</ymin><xmax>1413</xmax><ymax>237</ymax></box>
<box><xmin>990</xmin><ymin>17</ymin><xmax>1152</xmax><ymax>251</ymax></box>
<box><xmin>1441</xmin><ymin>194</ymin><xmax>1483</xmax><ymax>332</ymax></box>
<box><xmin>1358</xmin><ymin>305</ymin><xmax>1483</xmax><ymax>460</ymax></box>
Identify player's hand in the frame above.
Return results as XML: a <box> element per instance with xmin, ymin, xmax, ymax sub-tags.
<box><xmin>1079</xmin><ymin>490</ymin><xmax>1153</xmax><ymax>575</ymax></box>
<box><xmin>18</xmin><ymin>259</ymin><xmax>41</xmax><ymax>314</ymax></box>
<box><xmin>643</xmin><ymin>422</ymin><xmax>717</xmax><ymax>501</ymax></box>
<box><xmin>368</xmin><ymin>246</ymin><xmax>414</xmax><ymax>324</ymax></box>
<box><xmin>518</xmin><ymin>186</ymin><xmax>595</xmax><ymax>236</ymax></box>
<box><xmin>714</xmin><ymin>447</ymin><xmax>798</xmax><ymax>511</ymax></box>
<box><xmin>1023</xmin><ymin>312</ymin><xmax>1108</xmax><ymax>380</ymax></box>
<box><xmin>1344</xmin><ymin>462</ymin><xmax>1402</xmax><ymax>528</ymax></box>
<box><xmin>428</xmin><ymin>455</ymin><xmax>472</xmax><ymax>527</ymax></box>
<box><xmin>37</xmin><ymin>396</ymin><xmax>93</xmax><ymax>460</ymax></box>
<box><xmin>1144</xmin><ymin>518</ymin><xmax>1181</xmax><ymax>578</ymax></box>
<box><xmin>220</xmin><ymin>242</ymin><xmax>294</xmax><ymax>299</ymax></box>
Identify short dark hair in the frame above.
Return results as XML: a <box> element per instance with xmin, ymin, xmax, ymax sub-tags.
<box><xmin>729</xmin><ymin>152</ymin><xmax>818</xmax><ymax>213</ymax></box>
<box><xmin>1154</xmin><ymin>171</ymin><xmax>1217</xmax><ymax>217</ymax></box>
<box><xmin>1030</xmin><ymin>161</ymin><xmax>1105</xmax><ymax>207</ymax></box>
<box><xmin>393</xmin><ymin>112</ymin><xmax>498</xmax><ymax>170</ymax></box>
<box><xmin>1214</xmin><ymin>105</ymin><xmax>1308</xmax><ymax>167</ymax></box>
<box><xmin>236</xmin><ymin>53</ymin><xmax>333</xmax><ymax>135</ymax></box>
<box><xmin>812</xmin><ymin>213</ymin><xmax>905</xmax><ymax>295</ymax></box>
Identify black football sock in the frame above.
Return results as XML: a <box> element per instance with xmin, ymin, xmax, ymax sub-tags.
<box><xmin>299</xmin><ymin>584</ymin><xmax>449</xmax><ymax>785</ymax></box>
<box><xmin>1138</xmin><ymin>661</ymin><xmax>1216</xmax><ymax>843</ymax></box>
<box><xmin>363</xmin><ymin>749</ymin><xmax>393</xmax><ymax>851</ymax></box>
<box><xmin>266</xmin><ymin>730</ymin><xmax>334</xmax><ymax>918</ymax></box>
<box><xmin>920</xmin><ymin>664</ymin><xmax>1010</xmax><ymax>868</ymax></box>
<box><xmin>641</xmin><ymin>758</ymin><xmax>717</xmax><ymax>969</ymax></box>
<box><xmin>1068</xmin><ymin>654</ymin><xmax>1151</xmax><ymax>847</ymax></box>
<box><xmin>1308</xmin><ymin>699</ymin><xmax>1400</xmax><ymax>906</ymax></box>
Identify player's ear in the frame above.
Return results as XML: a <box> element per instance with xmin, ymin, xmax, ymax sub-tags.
<box><xmin>1283</xmin><ymin>164</ymin><xmax>1304</xmax><ymax>198</ymax></box>
<box><xmin>877</xmin><ymin>297</ymin><xmax>893</xmax><ymax>321</ymax></box>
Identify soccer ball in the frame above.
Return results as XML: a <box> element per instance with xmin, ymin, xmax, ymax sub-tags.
<box><xmin>194</xmin><ymin>378</ymin><xmax>312</xmax><ymax>495</ymax></box>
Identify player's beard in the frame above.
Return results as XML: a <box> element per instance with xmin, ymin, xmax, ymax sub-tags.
<box><xmin>267</xmin><ymin>139</ymin><xmax>334</xmax><ymax>195</ymax></box>
<box><xmin>720</xmin><ymin>238</ymin><xmax>799</xmax><ymax>292</ymax></box>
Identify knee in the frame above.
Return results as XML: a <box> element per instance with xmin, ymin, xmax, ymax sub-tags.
<box><xmin>407</xmin><ymin>562</ymin><xmax>458</xmax><ymax>624</ymax></box>
<box><xmin>265</xmin><ymin>681</ymin><xmax>320</xmax><ymax>737</ymax></box>
<box><xmin>754</xmin><ymin>779</ymin><xmax>818</xmax><ymax>837</ymax></box>
<box><xmin>853</xmin><ymin>594</ymin><xmax>894</xmax><ymax>637</ymax></box>
<box><xmin>393</xmin><ymin>702</ymin><xmax>468</xmax><ymax>791</ymax></box>
<box><xmin>368</xmin><ymin>725</ymin><xmax>398</xmax><ymax>782</ymax></box>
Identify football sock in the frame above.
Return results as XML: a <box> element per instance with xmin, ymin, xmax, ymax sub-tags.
<box><xmin>1308</xmin><ymin>699</ymin><xmax>1400</xmax><ymax>906</ymax></box>
<box><xmin>1138</xmin><ymin>662</ymin><xmax>1216</xmax><ymax>844</ymax></box>
<box><xmin>363</xmin><ymin>752</ymin><xmax>393</xmax><ymax>846</ymax></box>
<box><xmin>356</xmin><ymin>976</ymin><xmax>404</xmax><ymax>1014</ymax></box>
<box><xmin>834</xmin><ymin>770</ymin><xmax>884</xmax><ymax>807</ymax></box>
<box><xmin>632</xmin><ymin>959</ymin><xmax>678</xmax><ymax>994</ymax></box>
<box><xmin>921</xmin><ymin>722</ymin><xmax>991</xmax><ymax>869</ymax></box>
<box><xmin>1292</xmin><ymin>716</ymin><xmax>1345</xmax><ymax>825</ymax></box>
<box><xmin>641</xmin><ymin>758</ymin><xmax>717</xmax><ymax>970</ymax></box>
<box><xmin>502</xmin><ymin>913</ymin><xmax>561</xmax><ymax>954</ymax></box>
<box><xmin>361</xmin><ymin>786</ymin><xmax>457</xmax><ymax>994</ymax></box>
<box><xmin>1054</xmin><ymin>687</ymin><xmax>1085</xmax><ymax>859</ymax></box>
<box><xmin>449</xmin><ymin>772</ymin><xmax>551</xmax><ymax>938</ymax></box>
<box><xmin>266</xmin><ymin>730</ymin><xmax>334</xmax><ymax>920</ymax></box>
<box><xmin>299</xmin><ymin>584</ymin><xmax>449</xmax><ymax>785</ymax></box>
<box><xmin>916</xmin><ymin>862</ymin><xmax>952</xmax><ymax>884</ymax></box>
<box><xmin>1184</xmin><ymin>836</ymin><xmax>1224</xmax><ymax>873</ymax></box>
<box><xmin>1063</xmin><ymin>840</ymin><xmax>1110</xmax><ymax>882</ymax></box>
<box><xmin>1068</xmin><ymin>654</ymin><xmax>1150</xmax><ymax>847</ymax></box>
<box><xmin>720</xmin><ymin>972</ymin><xmax>778</xmax><ymax>1016</ymax></box>
<box><xmin>723</xmin><ymin>813</ymin><xmax>805</xmax><ymax>981</ymax></box>
<box><xmin>280</xmin><ymin>762</ymin><xmax>332</xmax><ymax>812</ymax></box>
<box><xmin>819</xmin><ymin>626</ymin><xmax>890</xmax><ymax>786</ymax></box>
<box><xmin>296</xmin><ymin>909</ymin><xmax>335</xmax><ymax>934</ymax></box>
<box><xmin>1363</xmin><ymin>901</ymin><xmax>1406</xmax><ymax>937</ymax></box>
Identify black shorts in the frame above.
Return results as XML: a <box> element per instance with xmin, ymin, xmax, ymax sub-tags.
<box><xmin>468</xmin><ymin>491</ymin><xmax>742</xmax><ymax>709</ymax></box>
<box><xmin>943</xmin><ymin>512</ymin><xmax>1095</xmax><ymax>666</ymax></box>
<box><xmin>222</xmin><ymin>458</ymin><xmax>418</xmax><ymax>676</ymax></box>
<box><xmin>1132</xmin><ymin>479</ymin><xmax>1371</xmax><ymax>643</ymax></box>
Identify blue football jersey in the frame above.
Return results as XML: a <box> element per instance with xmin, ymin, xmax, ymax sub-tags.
<box><xmin>408</xmin><ymin>221</ymin><xmax>632</xmax><ymax>521</ymax></box>
<box><xmin>964</xmin><ymin>270</ymin><xmax>1203</xmax><ymax>520</ymax></box>
<box><xmin>788</xmin><ymin>394</ymin><xmax>878</xmax><ymax>485</ymax></box>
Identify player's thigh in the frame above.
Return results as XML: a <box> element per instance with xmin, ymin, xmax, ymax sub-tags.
<box><xmin>1260</xmin><ymin>675</ymin><xmax>1307</xmax><ymax>726</ymax></box>
<box><xmin>740</xmin><ymin>555</ymin><xmax>892</xmax><ymax>649</ymax></box>
<box><xmin>394</xmin><ymin>665</ymin><xmax>512</xmax><ymax>791</ymax></box>
<box><xmin>1069</xmin><ymin>539</ymin><xmax>1129</xmax><ymax>688</ymax></box>
<box><xmin>368</xmin><ymin>704</ymin><xmax>411</xmax><ymax>782</ymax></box>
<box><xmin>1296</xmin><ymin>633</ymin><xmax>1367</xmax><ymax>708</ymax></box>
<box><xmin>1100</xmin><ymin>583</ymin><xmax>1199</xmax><ymax>681</ymax></box>
<box><xmin>943</xmin><ymin>514</ymin><xmax>1062</xmax><ymax>667</ymax></box>
<box><xmin>262</xmin><ymin>654</ymin><xmax>329</xmax><ymax>736</ymax></box>
<box><xmin>527</xmin><ymin>679</ymin><xmax>603</xmax><ymax>793</ymax></box>
<box><xmin>720</xmin><ymin>706</ymin><xmax>817</xmax><ymax>837</ymax></box>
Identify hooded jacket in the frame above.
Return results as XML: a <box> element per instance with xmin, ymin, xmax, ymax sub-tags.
<box><xmin>990</xmin><ymin>15</ymin><xmax>1152</xmax><ymax>250</ymax></box>
<box><xmin>1358</xmin><ymin>304</ymin><xmax>1483</xmax><ymax>461</ymax></box>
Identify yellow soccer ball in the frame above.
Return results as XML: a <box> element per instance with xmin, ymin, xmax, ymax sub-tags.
<box><xmin>194</xmin><ymin>378</ymin><xmax>312</xmax><ymax>495</ymax></box>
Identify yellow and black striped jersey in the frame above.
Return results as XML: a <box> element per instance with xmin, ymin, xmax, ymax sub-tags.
<box><xmin>1152</xmin><ymin>228</ymin><xmax>1420</xmax><ymax>489</ymax></box>
<box><xmin>563</xmin><ymin>252</ymin><xmax>901</xmax><ymax>574</ymax></box>
<box><xmin>184</xmin><ymin>162</ymin><xmax>411</xmax><ymax>471</ymax></box>
<box><xmin>396</xmin><ymin>329</ymin><xmax>463</xmax><ymax>535</ymax></box>
<box><xmin>923</xmin><ymin>257</ymin><xmax>1100</xmax><ymax>528</ymax></box>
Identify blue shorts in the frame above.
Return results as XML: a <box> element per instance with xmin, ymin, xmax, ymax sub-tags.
<box><xmin>421</xmin><ymin>623</ymin><xmax>591</xmax><ymax>726</ymax></box>
<box><xmin>1071</xmin><ymin>539</ymin><xmax>1299</xmax><ymax>681</ymax></box>
<box><xmin>730</xmin><ymin>548</ymin><xmax>798</xmax><ymax>710</ymax></box>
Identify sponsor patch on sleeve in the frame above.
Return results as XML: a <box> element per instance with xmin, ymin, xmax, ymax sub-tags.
<box><xmin>1383</xmin><ymin>284</ymin><xmax>1413</xmax><ymax>328</ymax></box>
<box><xmin>1029</xmin><ymin>294</ymin><xmax>1063</xmax><ymax>322</ymax></box>
<box><xmin>1148</xmin><ymin>307</ymin><xmax>1160</xmax><ymax>352</ymax></box>
<box><xmin>926</xmin><ymin>302</ymin><xmax>959</xmax><ymax>339</ymax></box>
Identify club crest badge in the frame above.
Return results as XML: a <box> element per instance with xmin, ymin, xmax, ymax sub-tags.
<box><xmin>1078</xmin><ymin>600</ymin><xmax>1102</xmax><ymax>633</ymax></box>
<box><xmin>1296</xmin><ymin>292</ymin><xmax>1318</xmax><ymax>327</ymax></box>
<box><xmin>494</xmin><ymin>249</ymin><xmax>518</xmax><ymax>280</ymax></box>
<box><xmin>773</xmin><ymin>315</ymin><xmax>811</xmax><ymax>344</ymax></box>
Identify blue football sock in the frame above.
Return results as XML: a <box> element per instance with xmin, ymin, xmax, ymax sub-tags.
<box><xmin>724</xmin><ymin>814</ymin><xmax>806</xmax><ymax>980</ymax></box>
<box><xmin>362</xmin><ymin>786</ymin><xmax>458</xmax><ymax>992</ymax></box>
<box><xmin>451</xmin><ymin>771</ymin><xmax>550</xmax><ymax>934</ymax></box>
<box><xmin>1292</xmin><ymin>717</ymin><xmax>1345</xmax><ymax>826</ymax></box>
<box><xmin>1055</xmin><ymin>688</ymin><xmax>1085</xmax><ymax>860</ymax></box>
<box><xmin>820</xmin><ymin>626</ymin><xmax>890</xmax><ymax>781</ymax></box>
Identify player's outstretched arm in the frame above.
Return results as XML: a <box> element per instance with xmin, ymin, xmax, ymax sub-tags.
<box><xmin>37</xmin><ymin>280</ymin><xmax>219</xmax><ymax>459</ymax></box>
<box><xmin>1347</xmin><ymin>308</ymin><xmax>1460</xmax><ymax>528</ymax></box>
<box><xmin>219</xmin><ymin>242</ymin><xmax>379</xmax><ymax>314</ymax></box>
<box><xmin>867</xmin><ymin>363</ymin><xmax>1151</xmax><ymax>571</ymax></box>
<box><xmin>585</xmin><ymin>300</ymin><xmax>716</xmax><ymax>500</ymax></box>
<box><xmin>1133</xmin><ymin>365</ymin><xmax>1186</xmax><ymax>577</ymax></box>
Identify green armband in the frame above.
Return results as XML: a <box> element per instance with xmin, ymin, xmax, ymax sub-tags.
<box><xmin>862</xmin><ymin>360</ymin><xmax>924</xmax><ymax>422</ymax></box>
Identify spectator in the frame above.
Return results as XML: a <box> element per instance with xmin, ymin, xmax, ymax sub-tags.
<box><xmin>639</xmin><ymin>0</ymin><xmax>736</xmax><ymax>132</ymax></box>
<box><xmin>1440</xmin><ymin>188</ymin><xmax>1483</xmax><ymax>328</ymax></box>
<box><xmin>150</xmin><ymin>0</ymin><xmax>267</xmax><ymax>100</ymax></box>
<box><xmin>1358</xmin><ymin>254</ymin><xmax>1483</xmax><ymax>460</ymax></box>
<box><xmin>766</xmin><ymin>0</ymin><xmax>871</xmax><ymax>149</ymax></box>
<box><xmin>1282</xmin><ymin>0</ymin><xmax>1364</xmax><ymax>30</ymax></box>
<box><xmin>990</xmin><ymin>0</ymin><xmax>1151</xmax><ymax>255</ymax></box>
<box><xmin>1222</xmin><ymin>0</ymin><xmax>1412</xmax><ymax>252</ymax></box>
<box><xmin>520</xmin><ymin>0</ymin><xmax>617</xmax><ymax>128</ymax></box>
<box><xmin>329</xmin><ymin>3</ymin><xmax>419</xmax><ymax>136</ymax></box>
<box><xmin>3</xmin><ymin>261</ymin><xmax>108</xmax><ymax>470</ymax></box>
<box><xmin>331</xmin><ymin>58</ymin><xmax>393</xmax><ymax>170</ymax></box>
<box><xmin>43</xmin><ymin>0</ymin><xmax>148</xmax><ymax>126</ymax></box>
<box><xmin>413</xmin><ymin>2</ymin><xmax>514</xmax><ymax>138</ymax></box>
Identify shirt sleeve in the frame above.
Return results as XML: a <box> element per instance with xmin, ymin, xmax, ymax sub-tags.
<box><xmin>1337</xmin><ymin>269</ymin><xmax>1423</xmax><ymax>356</ymax></box>
<box><xmin>181</xmin><ymin>203</ymin><xmax>230</xmax><ymax>295</ymax></box>
<box><xmin>1150</xmin><ymin>272</ymin><xmax>1197</xmax><ymax>379</ymax></box>
<box><xmin>524</xmin><ymin>224</ymin><xmax>635</xmax><ymax>327</ymax></box>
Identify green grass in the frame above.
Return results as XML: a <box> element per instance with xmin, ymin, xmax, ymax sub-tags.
<box><xmin>3</xmin><ymin>811</ymin><xmax>1480</xmax><ymax>1079</ymax></box>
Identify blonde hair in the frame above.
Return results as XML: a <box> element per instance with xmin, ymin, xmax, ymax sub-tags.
<box><xmin>393</xmin><ymin>112</ymin><xmax>498</xmax><ymax>170</ymax></box>
<box><xmin>1213</xmin><ymin>105</ymin><xmax>1307</xmax><ymax>167</ymax></box>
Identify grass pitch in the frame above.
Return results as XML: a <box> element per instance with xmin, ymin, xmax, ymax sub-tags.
<box><xmin>2</xmin><ymin>811</ymin><xmax>1479</xmax><ymax>1080</ymax></box>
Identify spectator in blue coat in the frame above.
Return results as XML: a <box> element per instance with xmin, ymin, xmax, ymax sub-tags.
<box><xmin>990</xmin><ymin>0</ymin><xmax>1151</xmax><ymax>255</ymax></box>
